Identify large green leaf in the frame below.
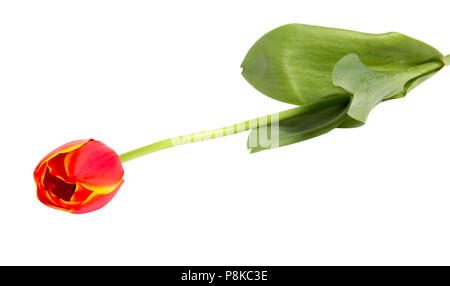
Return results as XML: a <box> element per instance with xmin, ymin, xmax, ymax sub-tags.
<box><xmin>241</xmin><ymin>23</ymin><xmax>445</xmax><ymax>106</ymax></box>
<box><xmin>242</xmin><ymin>24</ymin><xmax>447</xmax><ymax>152</ymax></box>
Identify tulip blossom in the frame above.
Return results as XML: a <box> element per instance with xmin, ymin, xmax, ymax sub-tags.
<box><xmin>34</xmin><ymin>139</ymin><xmax>124</xmax><ymax>214</ymax></box>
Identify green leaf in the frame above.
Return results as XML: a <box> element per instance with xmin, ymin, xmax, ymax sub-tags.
<box><xmin>247</xmin><ymin>95</ymin><xmax>349</xmax><ymax>153</ymax></box>
<box><xmin>242</xmin><ymin>24</ymin><xmax>446</xmax><ymax>152</ymax></box>
<box><xmin>241</xmin><ymin>23</ymin><xmax>445</xmax><ymax>106</ymax></box>
<box><xmin>247</xmin><ymin>54</ymin><xmax>443</xmax><ymax>152</ymax></box>
<box><xmin>332</xmin><ymin>54</ymin><xmax>442</xmax><ymax>123</ymax></box>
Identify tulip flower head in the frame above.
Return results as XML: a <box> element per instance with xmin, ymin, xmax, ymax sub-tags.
<box><xmin>34</xmin><ymin>139</ymin><xmax>124</xmax><ymax>214</ymax></box>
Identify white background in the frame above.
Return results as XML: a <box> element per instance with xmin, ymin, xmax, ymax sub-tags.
<box><xmin>1</xmin><ymin>0</ymin><xmax>449</xmax><ymax>266</ymax></box>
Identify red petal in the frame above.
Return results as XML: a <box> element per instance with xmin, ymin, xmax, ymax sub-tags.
<box><xmin>42</xmin><ymin>170</ymin><xmax>76</xmax><ymax>202</ymax></box>
<box><xmin>34</xmin><ymin>139</ymin><xmax>90</xmax><ymax>182</ymax></box>
<box><xmin>70</xmin><ymin>180</ymin><xmax>123</xmax><ymax>214</ymax></box>
<box><xmin>71</xmin><ymin>185</ymin><xmax>93</xmax><ymax>204</ymax></box>
<box><xmin>37</xmin><ymin>169</ymin><xmax>76</xmax><ymax>212</ymax></box>
<box><xmin>47</xmin><ymin>153</ymin><xmax>74</xmax><ymax>183</ymax></box>
<box><xmin>65</xmin><ymin>140</ymin><xmax>124</xmax><ymax>187</ymax></box>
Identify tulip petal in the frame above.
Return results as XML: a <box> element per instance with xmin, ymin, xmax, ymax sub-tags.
<box><xmin>36</xmin><ymin>174</ymin><xmax>63</xmax><ymax>210</ymax></box>
<box><xmin>70</xmin><ymin>185</ymin><xmax>93</xmax><ymax>204</ymax></box>
<box><xmin>47</xmin><ymin>153</ymin><xmax>74</xmax><ymax>183</ymax></box>
<box><xmin>70</xmin><ymin>180</ymin><xmax>123</xmax><ymax>214</ymax></box>
<box><xmin>79</xmin><ymin>179</ymin><xmax>123</xmax><ymax>195</ymax></box>
<box><xmin>64</xmin><ymin>140</ymin><xmax>124</xmax><ymax>188</ymax></box>
<box><xmin>34</xmin><ymin>139</ymin><xmax>89</xmax><ymax>181</ymax></box>
<box><xmin>49</xmin><ymin>184</ymin><xmax>93</xmax><ymax>212</ymax></box>
<box><xmin>42</xmin><ymin>170</ymin><xmax>76</xmax><ymax>202</ymax></box>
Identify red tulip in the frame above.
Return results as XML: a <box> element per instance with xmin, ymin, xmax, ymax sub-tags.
<box><xmin>34</xmin><ymin>139</ymin><xmax>124</xmax><ymax>214</ymax></box>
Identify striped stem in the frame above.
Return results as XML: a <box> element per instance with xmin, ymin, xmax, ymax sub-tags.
<box><xmin>118</xmin><ymin>94</ymin><xmax>350</xmax><ymax>163</ymax></box>
<box><xmin>119</xmin><ymin>111</ymin><xmax>284</xmax><ymax>163</ymax></box>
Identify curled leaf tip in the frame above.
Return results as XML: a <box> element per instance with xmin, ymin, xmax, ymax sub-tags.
<box><xmin>332</xmin><ymin>53</ymin><xmax>444</xmax><ymax>123</ymax></box>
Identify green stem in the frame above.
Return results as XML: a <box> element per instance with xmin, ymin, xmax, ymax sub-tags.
<box><xmin>119</xmin><ymin>94</ymin><xmax>349</xmax><ymax>163</ymax></box>
<box><xmin>445</xmin><ymin>55</ymin><xmax>450</xmax><ymax>66</ymax></box>
<box><xmin>119</xmin><ymin>108</ymin><xmax>296</xmax><ymax>163</ymax></box>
